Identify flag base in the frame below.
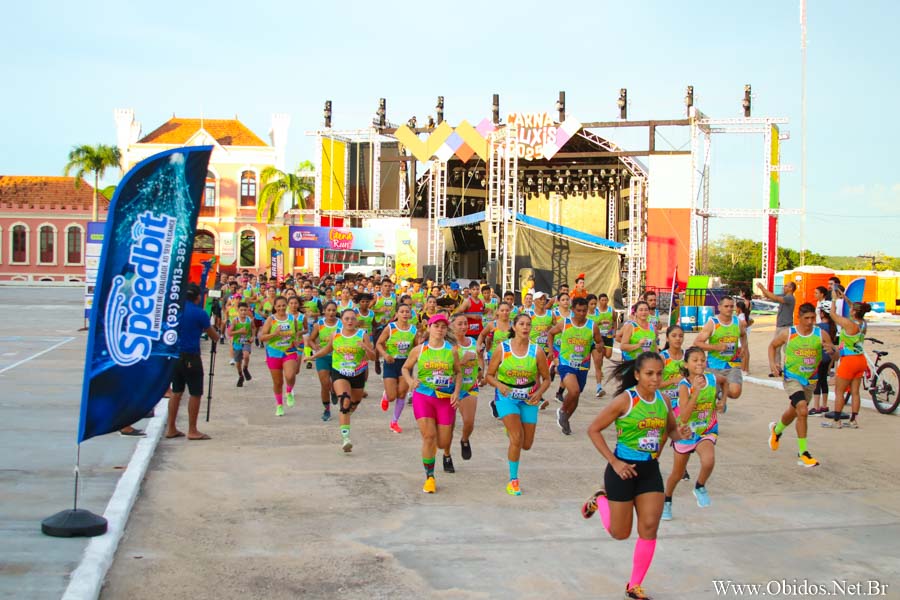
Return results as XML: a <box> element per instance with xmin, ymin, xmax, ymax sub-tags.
<box><xmin>41</xmin><ymin>509</ymin><xmax>108</xmax><ymax>538</ymax></box>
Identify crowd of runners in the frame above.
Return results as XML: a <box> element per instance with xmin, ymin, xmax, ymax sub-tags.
<box><xmin>178</xmin><ymin>269</ymin><xmax>869</xmax><ymax>600</ymax></box>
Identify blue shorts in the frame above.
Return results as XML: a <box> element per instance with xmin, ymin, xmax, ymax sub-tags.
<box><xmin>558</xmin><ymin>365</ymin><xmax>588</xmax><ymax>392</ymax></box>
<box><xmin>495</xmin><ymin>390</ymin><xmax>539</xmax><ymax>424</ymax></box>
<box><xmin>315</xmin><ymin>355</ymin><xmax>332</xmax><ymax>372</ymax></box>
<box><xmin>382</xmin><ymin>358</ymin><xmax>405</xmax><ymax>379</ymax></box>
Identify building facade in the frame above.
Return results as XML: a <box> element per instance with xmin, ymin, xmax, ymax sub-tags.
<box><xmin>115</xmin><ymin>109</ymin><xmax>291</xmax><ymax>275</ymax></box>
<box><xmin>0</xmin><ymin>176</ymin><xmax>107</xmax><ymax>282</ymax></box>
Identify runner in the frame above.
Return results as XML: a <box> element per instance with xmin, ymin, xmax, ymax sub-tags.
<box><xmin>529</xmin><ymin>292</ymin><xmax>554</xmax><ymax>409</ymax></box>
<box><xmin>226</xmin><ymin>301</ymin><xmax>255</xmax><ymax>387</ymax></box>
<box><xmin>452</xmin><ymin>281</ymin><xmax>487</xmax><ymax>340</ymax></box>
<box><xmin>401</xmin><ymin>314</ymin><xmax>462</xmax><ymax>493</ymax></box>
<box><xmin>823</xmin><ymin>293</ymin><xmax>871</xmax><ymax>429</ymax></box>
<box><xmin>258</xmin><ymin>296</ymin><xmax>299</xmax><ymax>417</ymax></box>
<box><xmin>419</xmin><ymin>295</ymin><xmax>439</xmax><ymax>327</ymax></box>
<box><xmin>450</xmin><ymin>313</ymin><xmax>483</xmax><ymax>461</ymax></box>
<box><xmin>592</xmin><ymin>293</ymin><xmax>617</xmax><ymax>398</ymax></box>
<box><xmin>618</xmin><ymin>301</ymin><xmax>659</xmax><ymax>361</ymax></box>
<box><xmin>372</xmin><ymin>278</ymin><xmax>398</xmax><ymax>375</ymax></box>
<box><xmin>550</xmin><ymin>292</ymin><xmax>573</xmax><ymax>395</ymax></box>
<box><xmin>643</xmin><ymin>291</ymin><xmax>663</xmax><ymax>339</ymax></box>
<box><xmin>336</xmin><ymin>287</ymin><xmax>355</xmax><ymax>313</ymax></box>
<box><xmin>309</xmin><ymin>301</ymin><xmax>340</xmax><ymax>421</ymax></box>
<box><xmin>547</xmin><ymin>297</ymin><xmax>595</xmax><ymax>436</ymax></box>
<box><xmin>570</xmin><ymin>274</ymin><xmax>588</xmax><ymax>299</ymax></box>
<box><xmin>810</xmin><ymin>306</ymin><xmax>835</xmax><ymax>416</ymax></box>
<box><xmin>658</xmin><ymin>325</ymin><xmax>686</xmax><ymax>408</ymax></box>
<box><xmin>662</xmin><ymin>347</ymin><xmax>726</xmax><ymax>521</ymax></box>
<box><xmin>410</xmin><ymin>279</ymin><xmax>426</xmax><ymax>313</ymax></box>
<box><xmin>376</xmin><ymin>303</ymin><xmax>417</xmax><ymax>433</ymax></box>
<box><xmin>768</xmin><ymin>303</ymin><xmax>835</xmax><ymax>466</ymax></box>
<box><xmin>476</xmin><ymin>302</ymin><xmax>513</xmax><ymax>365</ymax></box>
<box><xmin>484</xmin><ymin>313</ymin><xmax>551</xmax><ymax>495</ymax></box>
<box><xmin>694</xmin><ymin>296</ymin><xmax>747</xmax><ymax>408</ymax></box>
<box><xmin>305</xmin><ymin>309</ymin><xmax>377</xmax><ymax>452</ymax></box>
<box><xmin>581</xmin><ymin>352</ymin><xmax>691</xmax><ymax>600</ymax></box>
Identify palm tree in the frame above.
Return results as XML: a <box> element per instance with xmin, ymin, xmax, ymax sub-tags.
<box><xmin>257</xmin><ymin>161</ymin><xmax>315</xmax><ymax>224</ymax></box>
<box><xmin>63</xmin><ymin>144</ymin><xmax>122</xmax><ymax>221</ymax></box>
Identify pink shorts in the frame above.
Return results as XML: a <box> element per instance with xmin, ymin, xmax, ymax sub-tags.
<box><xmin>266</xmin><ymin>353</ymin><xmax>298</xmax><ymax>370</ymax></box>
<box><xmin>412</xmin><ymin>390</ymin><xmax>456</xmax><ymax>426</ymax></box>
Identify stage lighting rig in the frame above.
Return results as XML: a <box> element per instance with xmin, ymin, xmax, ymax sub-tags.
<box><xmin>618</xmin><ymin>88</ymin><xmax>627</xmax><ymax>119</ymax></box>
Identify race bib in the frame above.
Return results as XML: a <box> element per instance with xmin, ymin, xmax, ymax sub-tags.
<box><xmin>509</xmin><ymin>387</ymin><xmax>530</xmax><ymax>401</ymax></box>
<box><xmin>638</xmin><ymin>436</ymin><xmax>660</xmax><ymax>453</ymax></box>
<box><xmin>641</xmin><ymin>338</ymin><xmax>653</xmax><ymax>351</ymax></box>
<box><xmin>536</xmin><ymin>333</ymin><xmax>549</xmax><ymax>345</ymax></box>
<box><xmin>724</xmin><ymin>342</ymin><xmax>736</xmax><ymax>355</ymax></box>
<box><xmin>570</xmin><ymin>353</ymin><xmax>584</xmax><ymax>365</ymax></box>
<box><xmin>430</xmin><ymin>375</ymin><xmax>452</xmax><ymax>387</ymax></box>
<box><xmin>397</xmin><ymin>341</ymin><xmax>411</xmax><ymax>353</ymax></box>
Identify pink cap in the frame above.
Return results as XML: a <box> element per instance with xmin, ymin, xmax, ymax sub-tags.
<box><xmin>427</xmin><ymin>313</ymin><xmax>449</xmax><ymax>326</ymax></box>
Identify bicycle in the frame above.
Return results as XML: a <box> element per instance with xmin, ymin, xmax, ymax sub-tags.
<box><xmin>843</xmin><ymin>337</ymin><xmax>900</xmax><ymax>414</ymax></box>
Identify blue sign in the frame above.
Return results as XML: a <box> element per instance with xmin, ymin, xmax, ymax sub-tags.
<box><xmin>78</xmin><ymin>147</ymin><xmax>212</xmax><ymax>442</ymax></box>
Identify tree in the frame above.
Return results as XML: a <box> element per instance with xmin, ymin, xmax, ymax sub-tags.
<box><xmin>257</xmin><ymin>161</ymin><xmax>315</xmax><ymax>224</ymax></box>
<box><xmin>63</xmin><ymin>144</ymin><xmax>121</xmax><ymax>221</ymax></box>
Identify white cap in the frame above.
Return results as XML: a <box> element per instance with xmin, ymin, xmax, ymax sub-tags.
<box><xmin>533</xmin><ymin>291</ymin><xmax>547</xmax><ymax>300</ymax></box>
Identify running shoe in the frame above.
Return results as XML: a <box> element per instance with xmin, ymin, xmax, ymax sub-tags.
<box><xmin>797</xmin><ymin>451</ymin><xmax>819</xmax><ymax>468</ymax></box>
<box><xmin>321</xmin><ymin>409</ymin><xmax>331</xmax><ymax>422</ymax></box>
<box><xmin>237</xmin><ymin>376</ymin><xmax>244</xmax><ymax>388</ymax></box>
<box><xmin>330</xmin><ymin>391</ymin><xmax>338</xmax><ymax>405</ymax></box>
<box><xmin>555</xmin><ymin>387</ymin><xmax>565</xmax><ymax>403</ymax></box>
<box><xmin>595</xmin><ymin>384</ymin><xmax>605</xmax><ymax>398</ymax></box>
<box><xmin>693</xmin><ymin>486</ymin><xmax>711</xmax><ymax>508</ymax></box>
<box><xmin>847</xmin><ymin>419</ymin><xmax>859</xmax><ymax>429</ymax></box>
<box><xmin>276</xmin><ymin>405</ymin><xmax>285</xmax><ymax>417</ymax></box>
<box><xmin>581</xmin><ymin>489</ymin><xmax>606</xmax><ymax>519</ymax></box>
<box><xmin>443</xmin><ymin>455</ymin><xmax>455</xmax><ymax>473</ymax></box>
<box><xmin>342</xmin><ymin>437</ymin><xmax>353</xmax><ymax>453</ymax></box>
<box><xmin>506</xmin><ymin>479</ymin><xmax>522</xmax><ymax>496</ymax></box>
<box><xmin>490</xmin><ymin>399</ymin><xmax>499</xmax><ymax>418</ymax></box>
<box><xmin>243</xmin><ymin>367</ymin><xmax>252</xmax><ymax>381</ymax></box>
<box><xmin>229</xmin><ymin>359</ymin><xmax>236</xmax><ymax>366</ymax></box>
<box><xmin>375</xmin><ymin>360</ymin><xmax>382</xmax><ymax>375</ymax></box>
<box><xmin>381</xmin><ymin>392</ymin><xmax>389</xmax><ymax>412</ymax></box>
<box><xmin>460</xmin><ymin>439</ymin><xmax>472</xmax><ymax>460</ymax></box>
<box><xmin>768</xmin><ymin>421</ymin><xmax>781</xmax><ymax>451</ymax></box>
<box><xmin>540</xmin><ymin>399</ymin><xmax>550</xmax><ymax>410</ymax></box>
<box><xmin>682</xmin><ymin>471</ymin><xmax>690</xmax><ymax>481</ymax></box>
<box><xmin>423</xmin><ymin>476</ymin><xmax>436</xmax><ymax>493</ymax></box>
<box><xmin>306</xmin><ymin>361</ymin><xmax>312</xmax><ymax>370</ymax></box>
<box><xmin>557</xmin><ymin>408</ymin><xmax>572</xmax><ymax>435</ymax></box>
<box><xmin>661</xmin><ymin>501</ymin><xmax>673</xmax><ymax>521</ymax></box>
<box><xmin>821</xmin><ymin>420</ymin><xmax>842</xmax><ymax>429</ymax></box>
<box><xmin>285</xmin><ymin>391</ymin><xmax>295</xmax><ymax>407</ymax></box>
<box><xmin>625</xmin><ymin>583</ymin><xmax>653</xmax><ymax>599</ymax></box>
<box><xmin>389</xmin><ymin>421</ymin><xmax>403</xmax><ymax>434</ymax></box>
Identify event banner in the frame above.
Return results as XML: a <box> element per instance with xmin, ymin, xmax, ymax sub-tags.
<box><xmin>83</xmin><ymin>221</ymin><xmax>104</xmax><ymax>318</ymax></box>
<box><xmin>78</xmin><ymin>146</ymin><xmax>212</xmax><ymax>442</ymax></box>
<box><xmin>270</xmin><ymin>249</ymin><xmax>284</xmax><ymax>280</ymax></box>
<box><xmin>289</xmin><ymin>226</ymin><xmax>387</xmax><ymax>250</ymax></box>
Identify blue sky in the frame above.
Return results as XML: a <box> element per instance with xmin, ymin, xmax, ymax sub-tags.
<box><xmin>2</xmin><ymin>0</ymin><xmax>898</xmax><ymax>256</ymax></box>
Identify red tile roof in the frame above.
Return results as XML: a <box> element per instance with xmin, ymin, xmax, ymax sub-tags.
<box><xmin>0</xmin><ymin>176</ymin><xmax>108</xmax><ymax>211</ymax></box>
<box><xmin>139</xmin><ymin>117</ymin><xmax>269</xmax><ymax>147</ymax></box>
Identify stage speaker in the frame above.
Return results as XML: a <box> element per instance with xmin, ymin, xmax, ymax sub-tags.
<box><xmin>422</xmin><ymin>265</ymin><xmax>437</xmax><ymax>282</ymax></box>
<box><xmin>613</xmin><ymin>287</ymin><xmax>625</xmax><ymax>311</ymax></box>
<box><xmin>485</xmin><ymin>260</ymin><xmax>498</xmax><ymax>287</ymax></box>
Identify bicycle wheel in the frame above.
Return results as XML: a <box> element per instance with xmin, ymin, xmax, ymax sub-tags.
<box><xmin>872</xmin><ymin>362</ymin><xmax>900</xmax><ymax>414</ymax></box>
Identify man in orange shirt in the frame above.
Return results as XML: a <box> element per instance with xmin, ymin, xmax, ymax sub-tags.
<box><xmin>570</xmin><ymin>274</ymin><xmax>588</xmax><ymax>300</ymax></box>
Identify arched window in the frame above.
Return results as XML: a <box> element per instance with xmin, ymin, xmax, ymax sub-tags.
<box><xmin>201</xmin><ymin>170</ymin><xmax>217</xmax><ymax>216</ymax></box>
<box><xmin>239</xmin><ymin>229</ymin><xmax>256</xmax><ymax>268</ymax></box>
<box><xmin>194</xmin><ymin>229</ymin><xmax>215</xmax><ymax>254</ymax></box>
<box><xmin>240</xmin><ymin>170</ymin><xmax>257</xmax><ymax>207</ymax></box>
<box><xmin>66</xmin><ymin>225</ymin><xmax>84</xmax><ymax>265</ymax></box>
<box><xmin>11</xmin><ymin>224</ymin><xmax>28</xmax><ymax>264</ymax></box>
<box><xmin>39</xmin><ymin>224</ymin><xmax>56</xmax><ymax>264</ymax></box>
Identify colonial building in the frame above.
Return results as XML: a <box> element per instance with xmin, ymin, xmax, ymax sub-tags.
<box><xmin>0</xmin><ymin>176</ymin><xmax>107</xmax><ymax>282</ymax></box>
<box><xmin>114</xmin><ymin>109</ymin><xmax>290</xmax><ymax>274</ymax></box>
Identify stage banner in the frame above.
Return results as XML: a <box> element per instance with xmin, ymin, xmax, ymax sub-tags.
<box><xmin>84</xmin><ymin>221</ymin><xmax>105</xmax><ymax>318</ymax></box>
<box><xmin>289</xmin><ymin>226</ymin><xmax>388</xmax><ymax>251</ymax></box>
<box><xmin>395</xmin><ymin>228</ymin><xmax>417</xmax><ymax>279</ymax></box>
<box><xmin>270</xmin><ymin>249</ymin><xmax>284</xmax><ymax>280</ymax></box>
<box><xmin>78</xmin><ymin>146</ymin><xmax>212</xmax><ymax>442</ymax></box>
<box><xmin>219</xmin><ymin>232</ymin><xmax>237</xmax><ymax>266</ymax></box>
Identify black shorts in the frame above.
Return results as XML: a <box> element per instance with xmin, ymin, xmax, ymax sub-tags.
<box><xmin>331</xmin><ymin>368</ymin><xmax>367</xmax><ymax>389</ymax></box>
<box><xmin>171</xmin><ymin>353</ymin><xmax>204</xmax><ymax>397</ymax></box>
<box><xmin>603</xmin><ymin>457</ymin><xmax>663</xmax><ymax>502</ymax></box>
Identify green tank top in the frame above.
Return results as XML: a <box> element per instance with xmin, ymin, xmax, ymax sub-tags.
<box><xmin>558</xmin><ymin>318</ymin><xmax>594</xmax><ymax>370</ymax></box>
<box><xmin>614</xmin><ymin>388</ymin><xmax>668</xmax><ymax>461</ymax></box>
<box><xmin>490</xmin><ymin>321</ymin><xmax>512</xmax><ymax>354</ymax></box>
<box><xmin>356</xmin><ymin>309</ymin><xmax>375</xmax><ymax>334</ymax></box>
<box><xmin>529</xmin><ymin>311</ymin><xmax>554</xmax><ymax>350</ymax></box>
<box><xmin>596</xmin><ymin>308</ymin><xmax>615</xmax><ymax>337</ymax></box>
<box><xmin>839</xmin><ymin>320</ymin><xmax>866</xmax><ymax>356</ymax></box>
<box><xmin>785</xmin><ymin>326</ymin><xmax>824</xmax><ymax>386</ymax></box>
<box><xmin>457</xmin><ymin>338</ymin><xmax>479</xmax><ymax>395</ymax></box>
<box><xmin>674</xmin><ymin>373</ymin><xmax>718</xmax><ymax>436</ymax></box>
<box><xmin>660</xmin><ymin>349</ymin><xmax>685</xmax><ymax>401</ymax></box>
<box><xmin>373</xmin><ymin>293</ymin><xmax>397</xmax><ymax>325</ymax></box>
<box><xmin>290</xmin><ymin>313</ymin><xmax>305</xmax><ymax>347</ymax></box>
<box><xmin>231</xmin><ymin>316</ymin><xmax>252</xmax><ymax>347</ymax></box>
<box><xmin>265</xmin><ymin>316</ymin><xmax>296</xmax><ymax>357</ymax></box>
<box><xmin>317</xmin><ymin>318</ymin><xmax>340</xmax><ymax>348</ymax></box>
<box><xmin>623</xmin><ymin>321</ymin><xmax>658</xmax><ymax>361</ymax></box>
<box><xmin>385</xmin><ymin>322</ymin><xmax>417</xmax><ymax>358</ymax></box>
<box><xmin>497</xmin><ymin>340</ymin><xmax>539</xmax><ymax>401</ymax></box>
<box><xmin>707</xmin><ymin>316</ymin><xmax>740</xmax><ymax>369</ymax></box>
<box><xmin>410</xmin><ymin>291</ymin><xmax>425</xmax><ymax>312</ymax></box>
<box><xmin>416</xmin><ymin>341</ymin><xmax>456</xmax><ymax>397</ymax></box>
<box><xmin>331</xmin><ymin>330</ymin><xmax>368</xmax><ymax>376</ymax></box>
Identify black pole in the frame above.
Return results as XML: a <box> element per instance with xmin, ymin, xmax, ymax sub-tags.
<box><xmin>206</xmin><ymin>339</ymin><xmax>217</xmax><ymax>422</ymax></box>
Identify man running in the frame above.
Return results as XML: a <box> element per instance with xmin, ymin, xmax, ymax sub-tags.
<box><xmin>452</xmin><ymin>281</ymin><xmax>487</xmax><ymax>340</ymax></box>
<box><xmin>548</xmin><ymin>297</ymin><xmax>594</xmax><ymax>435</ymax></box>
<box><xmin>694</xmin><ymin>296</ymin><xmax>747</xmax><ymax>406</ymax></box>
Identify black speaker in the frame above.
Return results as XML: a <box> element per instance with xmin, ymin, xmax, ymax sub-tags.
<box><xmin>485</xmin><ymin>260</ymin><xmax>498</xmax><ymax>287</ymax></box>
<box><xmin>422</xmin><ymin>265</ymin><xmax>437</xmax><ymax>282</ymax></box>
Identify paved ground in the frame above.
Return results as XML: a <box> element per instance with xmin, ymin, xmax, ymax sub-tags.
<box><xmin>99</xmin><ymin>314</ymin><xmax>900</xmax><ymax>600</ymax></box>
<box><xmin>0</xmin><ymin>287</ymin><xmax>151</xmax><ymax>600</ymax></box>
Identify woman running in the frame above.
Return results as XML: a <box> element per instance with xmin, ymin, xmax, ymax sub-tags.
<box><xmin>581</xmin><ymin>352</ymin><xmax>691</xmax><ymax>600</ymax></box>
<box><xmin>476</xmin><ymin>301</ymin><xmax>513</xmax><ymax>364</ymax></box>
<box><xmin>309</xmin><ymin>301</ymin><xmax>340</xmax><ymax>421</ymax></box>
<box><xmin>258</xmin><ymin>296</ymin><xmax>299</xmax><ymax>416</ymax></box>
<box><xmin>659</xmin><ymin>325</ymin><xmax>686</xmax><ymax>408</ymax></box>
<box><xmin>618</xmin><ymin>301</ymin><xmax>658</xmax><ymax>361</ymax></box>
<box><xmin>484</xmin><ymin>313</ymin><xmax>551</xmax><ymax>495</ymax></box>
<box><xmin>662</xmin><ymin>347</ymin><xmax>726</xmax><ymax>521</ymax></box>
<box><xmin>402</xmin><ymin>314</ymin><xmax>462</xmax><ymax>493</ymax></box>
<box><xmin>377</xmin><ymin>303</ymin><xmax>417</xmax><ymax>433</ymax></box>
<box><xmin>336</xmin><ymin>288</ymin><xmax>355</xmax><ymax>313</ymax></box>
<box><xmin>305</xmin><ymin>309</ymin><xmax>376</xmax><ymax>451</ymax></box>
<box><xmin>824</xmin><ymin>294</ymin><xmax>871</xmax><ymax>428</ymax></box>
<box><xmin>451</xmin><ymin>313</ymin><xmax>483</xmax><ymax>461</ymax></box>
<box><xmin>419</xmin><ymin>295</ymin><xmax>439</xmax><ymax>327</ymax></box>
<box><xmin>226</xmin><ymin>301</ymin><xmax>255</xmax><ymax>386</ymax></box>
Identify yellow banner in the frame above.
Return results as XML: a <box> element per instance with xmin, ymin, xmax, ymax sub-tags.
<box><xmin>395</xmin><ymin>229</ymin><xmax>418</xmax><ymax>279</ymax></box>
<box><xmin>321</xmin><ymin>138</ymin><xmax>346</xmax><ymax>211</ymax></box>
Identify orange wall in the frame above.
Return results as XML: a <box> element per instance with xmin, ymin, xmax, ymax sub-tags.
<box><xmin>646</xmin><ymin>207</ymin><xmax>690</xmax><ymax>291</ymax></box>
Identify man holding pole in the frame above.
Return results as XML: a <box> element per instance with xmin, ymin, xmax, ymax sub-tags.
<box><xmin>166</xmin><ymin>284</ymin><xmax>219</xmax><ymax>441</ymax></box>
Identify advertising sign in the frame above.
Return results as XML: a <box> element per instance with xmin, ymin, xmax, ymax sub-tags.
<box><xmin>84</xmin><ymin>221</ymin><xmax>105</xmax><ymax>318</ymax></box>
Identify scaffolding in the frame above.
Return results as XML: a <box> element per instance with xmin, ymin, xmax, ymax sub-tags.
<box><xmin>426</xmin><ymin>161</ymin><xmax>447</xmax><ymax>283</ymax></box>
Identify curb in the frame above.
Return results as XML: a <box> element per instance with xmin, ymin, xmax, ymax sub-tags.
<box><xmin>61</xmin><ymin>400</ymin><xmax>168</xmax><ymax>600</ymax></box>
<box><xmin>743</xmin><ymin>375</ymin><xmax>877</xmax><ymax>411</ymax></box>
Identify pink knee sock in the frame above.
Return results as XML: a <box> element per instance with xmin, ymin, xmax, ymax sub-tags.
<box><xmin>275</xmin><ymin>393</ymin><xmax>283</xmax><ymax>406</ymax></box>
<box><xmin>286</xmin><ymin>385</ymin><xmax>293</xmax><ymax>393</ymax></box>
<box><xmin>596</xmin><ymin>494</ymin><xmax>611</xmax><ymax>532</ymax></box>
<box><xmin>629</xmin><ymin>537</ymin><xmax>656</xmax><ymax>588</ymax></box>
